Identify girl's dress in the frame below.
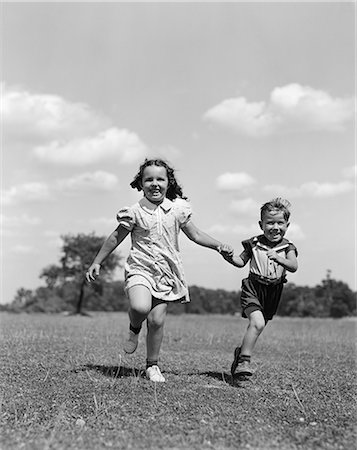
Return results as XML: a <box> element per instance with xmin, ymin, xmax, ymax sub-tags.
<box><xmin>117</xmin><ymin>197</ymin><xmax>192</xmax><ymax>303</ymax></box>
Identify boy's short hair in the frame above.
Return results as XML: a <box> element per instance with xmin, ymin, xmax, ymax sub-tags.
<box><xmin>260</xmin><ymin>198</ymin><xmax>291</xmax><ymax>221</ymax></box>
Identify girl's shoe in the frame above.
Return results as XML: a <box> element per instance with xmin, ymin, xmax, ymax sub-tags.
<box><xmin>146</xmin><ymin>365</ymin><xmax>165</xmax><ymax>382</ymax></box>
<box><xmin>230</xmin><ymin>346</ymin><xmax>241</xmax><ymax>376</ymax></box>
<box><xmin>123</xmin><ymin>330</ymin><xmax>139</xmax><ymax>354</ymax></box>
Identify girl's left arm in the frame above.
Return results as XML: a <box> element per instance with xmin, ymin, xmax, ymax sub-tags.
<box><xmin>182</xmin><ymin>220</ymin><xmax>231</xmax><ymax>253</ymax></box>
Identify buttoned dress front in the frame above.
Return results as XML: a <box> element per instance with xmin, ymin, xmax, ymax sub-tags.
<box><xmin>117</xmin><ymin>197</ymin><xmax>192</xmax><ymax>303</ymax></box>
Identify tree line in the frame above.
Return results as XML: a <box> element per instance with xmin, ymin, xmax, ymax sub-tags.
<box><xmin>2</xmin><ymin>234</ymin><xmax>356</xmax><ymax>318</ymax></box>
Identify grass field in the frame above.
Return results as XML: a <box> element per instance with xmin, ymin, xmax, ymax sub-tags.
<box><xmin>0</xmin><ymin>312</ymin><xmax>356</xmax><ymax>450</ymax></box>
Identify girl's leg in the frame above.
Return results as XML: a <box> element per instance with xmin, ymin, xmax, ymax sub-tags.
<box><xmin>240</xmin><ymin>310</ymin><xmax>266</xmax><ymax>356</ymax></box>
<box><xmin>127</xmin><ymin>285</ymin><xmax>152</xmax><ymax>327</ymax></box>
<box><xmin>124</xmin><ymin>286</ymin><xmax>152</xmax><ymax>354</ymax></box>
<box><xmin>146</xmin><ymin>299</ymin><xmax>167</xmax><ymax>363</ymax></box>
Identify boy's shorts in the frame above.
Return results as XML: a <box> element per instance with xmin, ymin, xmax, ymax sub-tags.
<box><xmin>240</xmin><ymin>276</ymin><xmax>284</xmax><ymax>321</ymax></box>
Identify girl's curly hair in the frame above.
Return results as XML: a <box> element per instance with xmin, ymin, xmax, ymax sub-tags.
<box><xmin>130</xmin><ymin>158</ymin><xmax>187</xmax><ymax>201</ymax></box>
<box><xmin>260</xmin><ymin>197</ymin><xmax>291</xmax><ymax>221</ymax></box>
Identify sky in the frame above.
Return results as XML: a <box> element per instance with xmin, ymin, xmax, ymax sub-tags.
<box><xmin>1</xmin><ymin>2</ymin><xmax>356</xmax><ymax>304</ymax></box>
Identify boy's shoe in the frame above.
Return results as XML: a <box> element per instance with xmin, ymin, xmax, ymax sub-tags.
<box><xmin>236</xmin><ymin>360</ymin><xmax>253</xmax><ymax>376</ymax></box>
<box><xmin>146</xmin><ymin>365</ymin><xmax>165</xmax><ymax>383</ymax></box>
<box><xmin>123</xmin><ymin>330</ymin><xmax>139</xmax><ymax>354</ymax></box>
<box><xmin>230</xmin><ymin>346</ymin><xmax>241</xmax><ymax>376</ymax></box>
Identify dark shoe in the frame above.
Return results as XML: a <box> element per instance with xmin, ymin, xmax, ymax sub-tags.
<box><xmin>230</xmin><ymin>346</ymin><xmax>241</xmax><ymax>377</ymax></box>
<box><xmin>236</xmin><ymin>360</ymin><xmax>253</xmax><ymax>376</ymax></box>
<box><xmin>123</xmin><ymin>330</ymin><xmax>139</xmax><ymax>354</ymax></box>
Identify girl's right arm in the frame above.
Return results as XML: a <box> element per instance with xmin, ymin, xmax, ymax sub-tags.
<box><xmin>86</xmin><ymin>225</ymin><xmax>130</xmax><ymax>282</ymax></box>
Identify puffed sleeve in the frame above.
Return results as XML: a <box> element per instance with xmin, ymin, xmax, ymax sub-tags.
<box><xmin>116</xmin><ymin>206</ymin><xmax>135</xmax><ymax>231</ymax></box>
<box><xmin>175</xmin><ymin>199</ymin><xmax>192</xmax><ymax>228</ymax></box>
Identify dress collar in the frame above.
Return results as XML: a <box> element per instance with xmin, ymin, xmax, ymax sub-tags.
<box><xmin>139</xmin><ymin>197</ymin><xmax>173</xmax><ymax>214</ymax></box>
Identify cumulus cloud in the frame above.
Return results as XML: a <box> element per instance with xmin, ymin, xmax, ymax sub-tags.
<box><xmin>285</xmin><ymin>223</ymin><xmax>306</xmax><ymax>241</ymax></box>
<box><xmin>3</xmin><ymin>83</ymin><xmax>108</xmax><ymax>143</ymax></box>
<box><xmin>2</xmin><ymin>171</ymin><xmax>120</xmax><ymax>204</ymax></box>
<box><xmin>207</xmin><ymin>221</ymin><xmax>305</xmax><ymax>241</ymax></box>
<box><xmin>207</xmin><ymin>223</ymin><xmax>261</xmax><ymax>236</ymax></box>
<box><xmin>229</xmin><ymin>198</ymin><xmax>260</xmax><ymax>215</ymax></box>
<box><xmin>3</xmin><ymin>83</ymin><xmax>148</xmax><ymax>165</ymax></box>
<box><xmin>203</xmin><ymin>83</ymin><xmax>355</xmax><ymax>137</ymax></box>
<box><xmin>1</xmin><ymin>213</ymin><xmax>42</xmax><ymax>227</ymax></box>
<box><xmin>13</xmin><ymin>245</ymin><xmax>36</xmax><ymax>254</ymax></box>
<box><xmin>263</xmin><ymin>180</ymin><xmax>354</xmax><ymax>198</ymax></box>
<box><xmin>2</xmin><ymin>182</ymin><xmax>51</xmax><ymax>205</ymax></box>
<box><xmin>216</xmin><ymin>172</ymin><xmax>256</xmax><ymax>191</ymax></box>
<box><xmin>34</xmin><ymin>128</ymin><xmax>147</xmax><ymax>166</ymax></box>
<box><xmin>57</xmin><ymin>171</ymin><xmax>119</xmax><ymax>192</ymax></box>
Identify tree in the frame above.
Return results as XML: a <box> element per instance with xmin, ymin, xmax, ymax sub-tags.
<box><xmin>315</xmin><ymin>270</ymin><xmax>356</xmax><ymax>318</ymax></box>
<box><xmin>40</xmin><ymin>233</ymin><xmax>123</xmax><ymax>315</ymax></box>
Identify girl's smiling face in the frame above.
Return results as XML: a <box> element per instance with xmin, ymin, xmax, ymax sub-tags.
<box><xmin>259</xmin><ymin>210</ymin><xmax>289</xmax><ymax>243</ymax></box>
<box><xmin>141</xmin><ymin>165</ymin><xmax>169</xmax><ymax>204</ymax></box>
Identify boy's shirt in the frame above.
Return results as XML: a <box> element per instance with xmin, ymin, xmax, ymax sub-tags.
<box><xmin>241</xmin><ymin>235</ymin><xmax>297</xmax><ymax>281</ymax></box>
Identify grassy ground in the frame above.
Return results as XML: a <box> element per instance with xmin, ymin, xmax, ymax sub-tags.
<box><xmin>0</xmin><ymin>312</ymin><xmax>356</xmax><ymax>450</ymax></box>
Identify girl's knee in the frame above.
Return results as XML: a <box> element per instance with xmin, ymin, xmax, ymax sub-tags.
<box><xmin>147</xmin><ymin>315</ymin><xmax>165</xmax><ymax>329</ymax></box>
<box><xmin>130</xmin><ymin>304</ymin><xmax>151</xmax><ymax>317</ymax></box>
<box><xmin>147</xmin><ymin>303</ymin><xmax>167</xmax><ymax>329</ymax></box>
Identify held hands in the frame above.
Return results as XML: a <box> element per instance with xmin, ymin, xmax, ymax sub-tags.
<box><xmin>85</xmin><ymin>263</ymin><xmax>101</xmax><ymax>282</ymax></box>
<box><xmin>218</xmin><ymin>244</ymin><xmax>234</xmax><ymax>260</ymax></box>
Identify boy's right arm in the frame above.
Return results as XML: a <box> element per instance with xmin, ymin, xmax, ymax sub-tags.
<box><xmin>86</xmin><ymin>225</ymin><xmax>130</xmax><ymax>282</ymax></box>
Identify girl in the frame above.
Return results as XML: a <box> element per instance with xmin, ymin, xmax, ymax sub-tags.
<box><xmin>86</xmin><ymin>158</ymin><xmax>232</xmax><ymax>383</ymax></box>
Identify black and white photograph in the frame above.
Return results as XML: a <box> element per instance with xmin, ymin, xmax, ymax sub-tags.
<box><xmin>1</xmin><ymin>1</ymin><xmax>356</xmax><ymax>449</ymax></box>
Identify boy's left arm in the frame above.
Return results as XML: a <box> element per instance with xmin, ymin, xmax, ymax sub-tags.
<box><xmin>267</xmin><ymin>248</ymin><xmax>298</xmax><ymax>273</ymax></box>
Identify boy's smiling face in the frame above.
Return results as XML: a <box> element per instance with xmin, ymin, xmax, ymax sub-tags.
<box><xmin>259</xmin><ymin>210</ymin><xmax>289</xmax><ymax>243</ymax></box>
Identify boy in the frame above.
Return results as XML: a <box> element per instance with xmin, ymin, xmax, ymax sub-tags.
<box><xmin>222</xmin><ymin>198</ymin><xmax>298</xmax><ymax>377</ymax></box>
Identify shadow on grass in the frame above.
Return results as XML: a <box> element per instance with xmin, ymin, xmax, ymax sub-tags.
<box><xmin>72</xmin><ymin>364</ymin><xmax>145</xmax><ymax>379</ymax></box>
<box><xmin>201</xmin><ymin>371</ymin><xmax>251</xmax><ymax>388</ymax></box>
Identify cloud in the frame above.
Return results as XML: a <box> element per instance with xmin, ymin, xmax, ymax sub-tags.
<box><xmin>12</xmin><ymin>245</ymin><xmax>36</xmax><ymax>254</ymax></box>
<box><xmin>207</xmin><ymin>223</ymin><xmax>260</xmax><ymax>236</ymax></box>
<box><xmin>263</xmin><ymin>180</ymin><xmax>354</xmax><ymax>198</ymax></box>
<box><xmin>229</xmin><ymin>198</ymin><xmax>260</xmax><ymax>215</ymax></box>
<box><xmin>207</xmin><ymin>222</ymin><xmax>305</xmax><ymax>241</ymax></box>
<box><xmin>1</xmin><ymin>213</ymin><xmax>42</xmax><ymax>227</ymax></box>
<box><xmin>34</xmin><ymin>128</ymin><xmax>147</xmax><ymax>166</ymax></box>
<box><xmin>285</xmin><ymin>223</ymin><xmax>306</xmax><ymax>241</ymax></box>
<box><xmin>3</xmin><ymin>83</ymin><xmax>148</xmax><ymax>165</ymax></box>
<box><xmin>2</xmin><ymin>182</ymin><xmax>51</xmax><ymax>205</ymax></box>
<box><xmin>2</xmin><ymin>171</ymin><xmax>120</xmax><ymax>204</ymax></box>
<box><xmin>57</xmin><ymin>171</ymin><xmax>119</xmax><ymax>192</ymax></box>
<box><xmin>203</xmin><ymin>83</ymin><xmax>355</xmax><ymax>137</ymax></box>
<box><xmin>216</xmin><ymin>172</ymin><xmax>256</xmax><ymax>191</ymax></box>
<box><xmin>2</xmin><ymin>83</ymin><xmax>109</xmax><ymax>143</ymax></box>
<box><xmin>0</xmin><ymin>213</ymin><xmax>42</xmax><ymax>237</ymax></box>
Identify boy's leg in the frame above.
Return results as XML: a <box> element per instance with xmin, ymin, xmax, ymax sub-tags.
<box><xmin>240</xmin><ymin>309</ymin><xmax>266</xmax><ymax>356</ymax></box>
<box><xmin>146</xmin><ymin>299</ymin><xmax>167</xmax><ymax>382</ymax></box>
<box><xmin>232</xmin><ymin>309</ymin><xmax>266</xmax><ymax>377</ymax></box>
<box><xmin>124</xmin><ymin>285</ymin><xmax>152</xmax><ymax>354</ymax></box>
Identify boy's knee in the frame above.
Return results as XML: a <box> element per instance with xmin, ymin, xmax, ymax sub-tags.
<box><xmin>248</xmin><ymin>311</ymin><xmax>266</xmax><ymax>333</ymax></box>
